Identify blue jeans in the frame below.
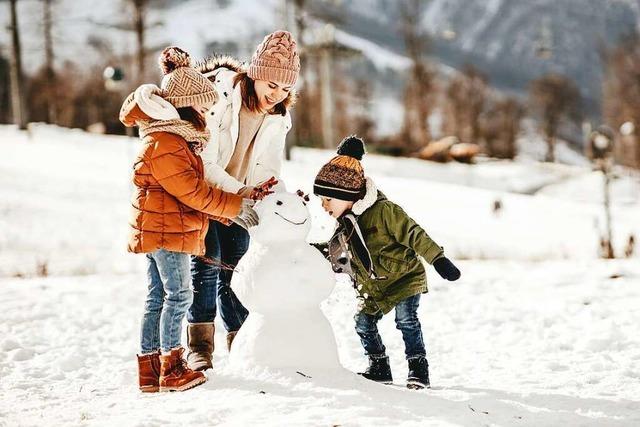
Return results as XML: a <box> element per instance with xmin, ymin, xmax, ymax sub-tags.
<box><xmin>140</xmin><ymin>249</ymin><xmax>193</xmax><ymax>354</ymax></box>
<box><xmin>354</xmin><ymin>294</ymin><xmax>426</xmax><ymax>360</ymax></box>
<box><xmin>187</xmin><ymin>221</ymin><xmax>249</xmax><ymax>332</ymax></box>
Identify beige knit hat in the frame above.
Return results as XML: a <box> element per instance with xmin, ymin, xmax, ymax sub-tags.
<box><xmin>159</xmin><ymin>46</ymin><xmax>218</xmax><ymax>108</ymax></box>
<box><xmin>247</xmin><ymin>30</ymin><xmax>300</xmax><ymax>86</ymax></box>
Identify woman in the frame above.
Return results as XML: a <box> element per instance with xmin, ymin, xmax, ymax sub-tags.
<box><xmin>120</xmin><ymin>46</ymin><xmax>256</xmax><ymax>392</ymax></box>
<box><xmin>186</xmin><ymin>30</ymin><xmax>300</xmax><ymax>371</ymax></box>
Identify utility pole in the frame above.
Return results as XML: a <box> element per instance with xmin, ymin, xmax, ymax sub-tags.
<box><xmin>43</xmin><ymin>0</ymin><xmax>56</xmax><ymax>123</ymax></box>
<box><xmin>8</xmin><ymin>0</ymin><xmax>27</xmax><ymax>130</ymax></box>
<box><xmin>310</xmin><ymin>24</ymin><xmax>360</xmax><ymax>149</ymax></box>
<box><xmin>589</xmin><ymin>125</ymin><xmax>616</xmax><ymax>259</ymax></box>
<box><xmin>318</xmin><ymin>38</ymin><xmax>334</xmax><ymax>149</ymax></box>
<box><xmin>285</xmin><ymin>0</ymin><xmax>311</xmax><ymax>156</ymax></box>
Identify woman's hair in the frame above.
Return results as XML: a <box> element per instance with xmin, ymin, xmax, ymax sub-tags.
<box><xmin>233</xmin><ymin>72</ymin><xmax>288</xmax><ymax>116</ymax></box>
<box><xmin>177</xmin><ymin>107</ymin><xmax>207</xmax><ymax>131</ymax></box>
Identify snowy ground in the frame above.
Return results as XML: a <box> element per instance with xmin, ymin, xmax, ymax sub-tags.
<box><xmin>1</xmin><ymin>125</ymin><xmax>639</xmax><ymax>426</ymax></box>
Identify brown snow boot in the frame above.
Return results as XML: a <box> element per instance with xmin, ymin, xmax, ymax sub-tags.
<box><xmin>137</xmin><ymin>351</ymin><xmax>161</xmax><ymax>393</ymax></box>
<box><xmin>226</xmin><ymin>330</ymin><xmax>239</xmax><ymax>352</ymax></box>
<box><xmin>159</xmin><ymin>347</ymin><xmax>207</xmax><ymax>392</ymax></box>
<box><xmin>187</xmin><ymin>322</ymin><xmax>214</xmax><ymax>371</ymax></box>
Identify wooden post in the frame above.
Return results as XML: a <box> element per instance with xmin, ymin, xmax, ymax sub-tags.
<box><xmin>602</xmin><ymin>160</ymin><xmax>614</xmax><ymax>258</ymax></box>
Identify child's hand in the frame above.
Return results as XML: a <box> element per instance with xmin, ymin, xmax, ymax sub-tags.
<box><xmin>251</xmin><ymin>177</ymin><xmax>278</xmax><ymax>200</ymax></box>
<box><xmin>433</xmin><ymin>257</ymin><xmax>461</xmax><ymax>281</ymax></box>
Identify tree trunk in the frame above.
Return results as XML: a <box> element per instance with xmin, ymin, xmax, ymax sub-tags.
<box><xmin>9</xmin><ymin>0</ymin><xmax>27</xmax><ymax>130</ymax></box>
<box><xmin>133</xmin><ymin>0</ymin><xmax>146</xmax><ymax>83</ymax></box>
<box><xmin>545</xmin><ymin>134</ymin><xmax>555</xmax><ymax>162</ymax></box>
<box><xmin>43</xmin><ymin>0</ymin><xmax>56</xmax><ymax>124</ymax></box>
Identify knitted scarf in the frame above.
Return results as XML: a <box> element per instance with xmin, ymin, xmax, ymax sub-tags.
<box><xmin>137</xmin><ymin>119</ymin><xmax>210</xmax><ymax>154</ymax></box>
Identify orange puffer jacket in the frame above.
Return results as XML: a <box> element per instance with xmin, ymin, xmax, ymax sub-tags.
<box><xmin>120</xmin><ymin>93</ymin><xmax>242</xmax><ymax>255</ymax></box>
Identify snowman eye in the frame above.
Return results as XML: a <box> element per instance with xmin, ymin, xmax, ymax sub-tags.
<box><xmin>276</xmin><ymin>200</ymin><xmax>283</xmax><ymax>206</ymax></box>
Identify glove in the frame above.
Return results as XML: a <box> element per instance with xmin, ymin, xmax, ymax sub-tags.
<box><xmin>433</xmin><ymin>257</ymin><xmax>461</xmax><ymax>281</ymax></box>
<box><xmin>232</xmin><ymin>199</ymin><xmax>259</xmax><ymax>230</ymax></box>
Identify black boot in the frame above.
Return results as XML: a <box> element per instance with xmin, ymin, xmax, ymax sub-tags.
<box><xmin>407</xmin><ymin>356</ymin><xmax>430</xmax><ymax>389</ymax></box>
<box><xmin>358</xmin><ymin>355</ymin><xmax>393</xmax><ymax>384</ymax></box>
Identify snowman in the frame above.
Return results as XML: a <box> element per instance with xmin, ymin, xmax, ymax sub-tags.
<box><xmin>228</xmin><ymin>191</ymin><xmax>342</xmax><ymax>377</ymax></box>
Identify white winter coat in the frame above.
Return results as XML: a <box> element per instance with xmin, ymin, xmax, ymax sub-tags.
<box><xmin>200</xmin><ymin>67</ymin><xmax>292</xmax><ymax>194</ymax></box>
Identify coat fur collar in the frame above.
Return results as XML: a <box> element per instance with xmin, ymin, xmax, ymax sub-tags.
<box><xmin>196</xmin><ymin>55</ymin><xmax>246</xmax><ymax>75</ymax></box>
<box><xmin>352</xmin><ymin>177</ymin><xmax>378</xmax><ymax>216</ymax></box>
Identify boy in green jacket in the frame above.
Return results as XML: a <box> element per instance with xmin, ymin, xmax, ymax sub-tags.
<box><xmin>313</xmin><ymin>136</ymin><xmax>461</xmax><ymax>389</ymax></box>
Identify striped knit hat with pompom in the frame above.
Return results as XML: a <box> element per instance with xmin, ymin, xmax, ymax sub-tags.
<box><xmin>248</xmin><ymin>30</ymin><xmax>300</xmax><ymax>86</ymax></box>
<box><xmin>313</xmin><ymin>136</ymin><xmax>367</xmax><ymax>201</ymax></box>
<box><xmin>159</xmin><ymin>46</ymin><xmax>218</xmax><ymax>108</ymax></box>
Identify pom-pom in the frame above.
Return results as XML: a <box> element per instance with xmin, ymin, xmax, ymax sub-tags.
<box><xmin>336</xmin><ymin>135</ymin><xmax>365</xmax><ymax>160</ymax></box>
<box><xmin>159</xmin><ymin>46</ymin><xmax>191</xmax><ymax>75</ymax></box>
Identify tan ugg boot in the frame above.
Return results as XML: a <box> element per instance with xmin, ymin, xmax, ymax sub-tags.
<box><xmin>137</xmin><ymin>351</ymin><xmax>161</xmax><ymax>393</ymax></box>
<box><xmin>159</xmin><ymin>347</ymin><xmax>207</xmax><ymax>392</ymax></box>
<box><xmin>226</xmin><ymin>331</ymin><xmax>239</xmax><ymax>352</ymax></box>
<box><xmin>187</xmin><ymin>322</ymin><xmax>214</xmax><ymax>371</ymax></box>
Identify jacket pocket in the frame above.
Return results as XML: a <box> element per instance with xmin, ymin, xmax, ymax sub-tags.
<box><xmin>378</xmin><ymin>254</ymin><xmax>409</xmax><ymax>273</ymax></box>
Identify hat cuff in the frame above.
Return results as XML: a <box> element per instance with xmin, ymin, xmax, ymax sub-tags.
<box><xmin>247</xmin><ymin>64</ymin><xmax>298</xmax><ymax>86</ymax></box>
<box><xmin>165</xmin><ymin>90</ymin><xmax>217</xmax><ymax>109</ymax></box>
<box><xmin>313</xmin><ymin>182</ymin><xmax>363</xmax><ymax>202</ymax></box>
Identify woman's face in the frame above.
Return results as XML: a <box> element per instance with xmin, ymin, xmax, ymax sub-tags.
<box><xmin>320</xmin><ymin>197</ymin><xmax>354</xmax><ymax>218</ymax></box>
<box><xmin>253</xmin><ymin>79</ymin><xmax>292</xmax><ymax>112</ymax></box>
<box><xmin>194</xmin><ymin>100</ymin><xmax>214</xmax><ymax>115</ymax></box>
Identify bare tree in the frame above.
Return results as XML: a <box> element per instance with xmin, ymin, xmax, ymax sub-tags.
<box><xmin>131</xmin><ymin>0</ymin><xmax>148</xmax><ymax>82</ymax></box>
<box><xmin>602</xmin><ymin>32</ymin><xmax>640</xmax><ymax>169</ymax></box>
<box><xmin>481</xmin><ymin>97</ymin><xmax>524</xmax><ymax>159</ymax></box>
<box><xmin>43</xmin><ymin>0</ymin><xmax>56</xmax><ymax>123</ymax></box>
<box><xmin>446</xmin><ymin>64</ymin><xmax>488</xmax><ymax>143</ymax></box>
<box><xmin>8</xmin><ymin>0</ymin><xmax>27</xmax><ymax>129</ymax></box>
<box><xmin>0</xmin><ymin>51</ymin><xmax>10</xmax><ymax>123</ymax></box>
<box><xmin>528</xmin><ymin>74</ymin><xmax>581</xmax><ymax>162</ymax></box>
<box><xmin>399</xmin><ymin>0</ymin><xmax>434</xmax><ymax>152</ymax></box>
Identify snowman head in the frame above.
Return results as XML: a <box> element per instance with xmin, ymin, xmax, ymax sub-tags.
<box><xmin>252</xmin><ymin>191</ymin><xmax>311</xmax><ymax>243</ymax></box>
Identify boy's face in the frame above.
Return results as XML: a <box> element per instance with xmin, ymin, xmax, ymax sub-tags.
<box><xmin>320</xmin><ymin>197</ymin><xmax>354</xmax><ymax>218</ymax></box>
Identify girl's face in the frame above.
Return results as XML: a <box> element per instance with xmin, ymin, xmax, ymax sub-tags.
<box><xmin>253</xmin><ymin>79</ymin><xmax>292</xmax><ymax>112</ymax></box>
<box><xmin>320</xmin><ymin>197</ymin><xmax>354</xmax><ymax>218</ymax></box>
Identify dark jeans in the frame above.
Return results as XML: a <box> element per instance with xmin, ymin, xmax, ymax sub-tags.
<box><xmin>187</xmin><ymin>220</ymin><xmax>249</xmax><ymax>332</ymax></box>
<box><xmin>354</xmin><ymin>294</ymin><xmax>426</xmax><ymax>360</ymax></box>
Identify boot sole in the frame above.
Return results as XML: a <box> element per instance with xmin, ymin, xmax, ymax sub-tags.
<box><xmin>357</xmin><ymin>373</ymin><xmax>393</xmax><ymax>385</ymax></box>
<box><xmin>188</xmin><ymin>362</ymin><xmax>213</xmax><ymax>372</ymax></box>
<box><xmin>159</xmin><ymin>376</ymin><xmax>207</xmax><ymax>392</ymax></box>
<box><xmin>139</xmin><ymin>385</ymin><xmax>159</xmax><ymax>393</ymax></box>
<box><xmin>187</xmin><ymin>353</ymin><xmax>213</xmax><ymax>372</ymax></box>
<box><xmin>406</xmin><ymin>380</ymin><xmax>430</xmax><ymax>390</ymax></box>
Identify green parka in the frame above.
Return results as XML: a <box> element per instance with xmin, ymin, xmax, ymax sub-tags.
<box><xmin>318</xmin><ymin>178</ymin><xmax>444</xmax><ymax>315</ymax></box>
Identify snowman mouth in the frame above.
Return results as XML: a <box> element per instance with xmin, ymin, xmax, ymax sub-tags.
<box><xmin>275</xmin><ymin>212</ymin><xmax>307</xmax><ymax>226</ymax></box>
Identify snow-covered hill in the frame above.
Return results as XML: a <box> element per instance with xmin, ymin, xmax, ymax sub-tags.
<box><xmin>336</xmin><ymin>0</ymin><xmax>638</xmax><ymax>109</ymax></box>
<box><xmin>0</xmin><ymin>125</ymin><xmax>639</xmax><ymax>426</ymax></box>
<box><xmin>4</xmin><ymin>0</ymin><xmax>634</xmax><ymax>110</ymax></box>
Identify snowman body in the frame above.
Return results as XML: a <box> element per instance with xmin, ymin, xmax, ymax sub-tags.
<box><xmin>229</xmin><ymin>192</ymin><xmax>341</xmax><ymax>375</ymax></box>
